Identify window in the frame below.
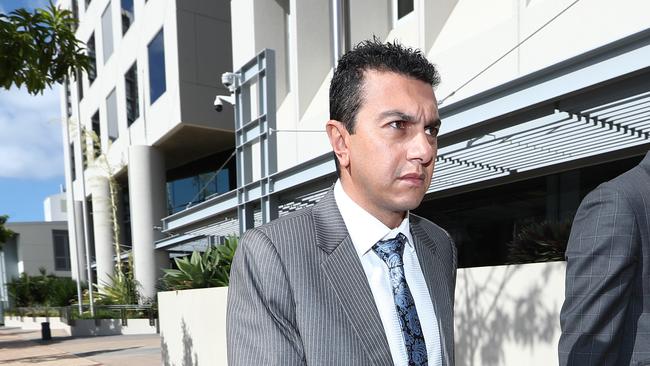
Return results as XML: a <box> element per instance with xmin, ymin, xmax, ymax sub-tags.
<box><xmin>396</xmin><ymin>0</ymin><xmax>413</xmax><ymax>20</ymax></box>
<box><xmin>125</xmin><ymin>62</ymin><xmax>139</xmax><ymax>125</ymax></box>
<box><xmin>71</xmin><ymin>0</ymin><xmax>79</xmax><ymax>31</ymax></box>
<box><xmin>101</xmin><ymin>2</ymin><xmax>114</xmax><ymax>63</ymax></box>
<box><xmin>76</xmin><ymin>68</ymin><xmax>84</xmax><ymax>100</ymax></box>
<box><xmin>148</xmin><ymin>29</ymin><xmax>166</xmax><ymax>104</ymax></box>
<box><xmin>167</xmin><ymin>167</ymin><xmax>234</xmax><ymax>214</ymax></box>
<box><xmin>91</xmin><ymin>111</ymin><xmax>101</xmax><ymax>157</ymax></box>
<box><xmin>106</xmin><ymin>88</ymin><xmax>118</xmax><ymax>141</ymax></box>
<box><xmin>69</xmin><ymin>143</ymin><xmax>76</xmax><ymax>181</ymax></box>
<box><xmin>82</xmin><ymin>132</ymin><xmax>88</xmax><ymax>169</ymax></box>
<box><xmin>64</xmin><ymin>79</ymin><xmax>72</xmax><ymax>117</ymax></box>
<box><xmin>52</xmin><ymin>230</ymin><xmax>71</xmax><ymax>271</ymax></box>
<box><xmin>121</xmin><ymin>184</ymin><xmax>132</xmax><ymax>247</ymax></box>
<box><xmin>121</xmin><ymin>0</ymin><xmax>134</xmax><ymax>35</ymax></box>
<box><xmin>87</xmin><ymin>34</ymin><xmax>97</xmax><ymax>83</ymax></box>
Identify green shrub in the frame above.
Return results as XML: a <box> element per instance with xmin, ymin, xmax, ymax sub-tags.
<box><xmin>7</xmin><ymin>268</ymin><xmax>81</xmax><ymax>307</ymax></box>
<box><xmin>48</xmin><ymin>277</ymin><xmax>80</xmax><ymax>306</ymax></box>
<box><xmin>161</xmin><ymin>235</ymin><xmax>238</xmax><ymax>290</ymax></box>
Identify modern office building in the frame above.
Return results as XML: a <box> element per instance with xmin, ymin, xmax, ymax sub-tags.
<box><xmin>60</xmin><ymin>0</ymin><xmax>649</xmax><ymax>305</ymax></box>
<box><xmin>159</xmin><ymin>0</ymin><xmax>650</xmax><ymax>269</ymax></box>
<box><xmin>58</xmin><ymin>0</ymin><xmax>234</xmax><ymax>300</ymax></box>
<box><xmin>56</xmin><ymin>0</ymin><xmax>650</xmax><ymax>362</ymax></box>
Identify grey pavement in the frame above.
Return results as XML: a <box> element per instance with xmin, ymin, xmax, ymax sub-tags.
<box><xmin>0</xmin><ymin>326</ymin><xmax>161</xmax><ymax>365</ymax></box>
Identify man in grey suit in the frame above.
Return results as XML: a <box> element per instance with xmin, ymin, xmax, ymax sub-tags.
<box><xmin>227</xmin><ymin>39</ymin><xmax>456</xmax><ymax>365</ymax></box>
<box><xmin>559</xmin><ymin>151</ymin><xmax>650</xmax><ymax>365</ymax></box>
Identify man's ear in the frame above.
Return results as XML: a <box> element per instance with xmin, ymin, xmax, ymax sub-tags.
<box><xmin>326</xmin><ymin>120</ymin><xmax>350</xmax><ymax>169</ymax></box>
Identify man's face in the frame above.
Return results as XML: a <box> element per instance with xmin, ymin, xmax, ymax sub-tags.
<box><xmin>332</xmin><ymin>70</ymin><xmax>440</xmax><ymax>227</ymax></box>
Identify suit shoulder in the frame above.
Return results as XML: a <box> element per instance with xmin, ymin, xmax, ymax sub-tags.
<box><xmin>411</xmin><ymin>213</ymin><xmax>452</xmax><ymax>239</ymax></box>
<box><xmin>245</xmin><ymin>206</ymin><xmax>317</xmax><ymax>247</ymax></box>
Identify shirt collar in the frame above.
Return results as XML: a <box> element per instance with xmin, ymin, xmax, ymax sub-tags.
<box><xmin>333</xmin><ymin>180</ymin><xmax>414</xmax><ymax>258</ymax></box>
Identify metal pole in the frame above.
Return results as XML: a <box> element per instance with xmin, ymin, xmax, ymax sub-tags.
<box><xmin>62</xmin><ymin>78</ymin><xmax>83</xmax><ymax>314</ymax></box>
<box><xmin>73</xmin><ymin>80</ymin><xmax>95</xmax><ymax>317</ymax></box>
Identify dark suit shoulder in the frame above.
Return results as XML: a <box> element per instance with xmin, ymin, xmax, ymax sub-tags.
<box><xmin>410</xmin><ymin>213</ymin><xmax>453</xmax><ymax>242</ymax></box>
<box><xmin>410</xmin><ymin>213</ymin><xmax>456</xmax><ymax>268</ymax></box>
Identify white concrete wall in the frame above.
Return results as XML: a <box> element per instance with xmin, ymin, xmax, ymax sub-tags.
<box><xmin>158</xmin><ymin>287</ymin><xmax>228</xmax><ymax>366</ymax></box>
<box><xmin>3</xmin><ymin>315</ymin><xmax>156</xmax><ymax>336</ymax></box>
<box><xmin>430</xmin><ymin>0</ymin><xmax>650</xmax><ymax>104</ymax></box>
<box><xmin>176</xmin><ymin>0</ymin><xmax>233</xmax><ymax>129</ymax></box>
<box><xmin>156</xmin><ymin>262</ymin><xmax>565</xmax><ymax>365</ymax></box>
<box><xmin>230</xmin><ymin>0</ymin><xmax>650</xmax><ymax>175</ymax></box>
<box><xmin>3</xmin><ymin>315</ymin><xmax>71</xmax><ymax>332</ymax></box>
<box><xmin>43</xmin><ymin>193</ymin><xmax>68</xmax><ymax>222</ymax></box>
<box><xmin>70</xmin><ymin>318</ymin><xmax>158</xmax><ymax>337</ymax></box>
<box><xmin>455</xmin><ymin>261</ymin><xmax>565</xmax><ymax>366</ymax></box>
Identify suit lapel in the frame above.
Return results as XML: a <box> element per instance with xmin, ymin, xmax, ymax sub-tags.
<box><xmin>314</xmin><ymin>189</ymin><xmax>393</xmax><ymax>366</ymax></box>
<box><xmin>411</xmin><ymin>216</ymin><xmax>454</xmax><ymax>366</ymax></box>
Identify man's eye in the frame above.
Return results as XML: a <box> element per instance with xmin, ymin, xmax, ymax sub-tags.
<box><xmin>389</xmin><ymin>121</ymin><xmax>406</xmax><ymax>129</ymax></box>
<box><xmin>425</xmin><ymin>126</ymin><xmax>439</xmax><ymax>136</ymax></box>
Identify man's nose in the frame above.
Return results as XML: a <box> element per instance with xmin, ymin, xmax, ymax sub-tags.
<box><xmin>407</xmin><ymin>130</ymin><xmax>435</xmax><ymax>164</ymax></box>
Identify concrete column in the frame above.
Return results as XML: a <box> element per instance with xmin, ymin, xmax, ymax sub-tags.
<box><xmin>72</xmin><ymin>200</ymin><xmax>88</xmax><ymax>282</ymax></box>
<box><xmin>89</xmin><ymin>172</ymin><xmax>115</xmax><ymax>288</ymax></box>
<box><xmin>128</xmin><ymin>145</ymin><xmax>169</xmax><ymax>302</ymax></box>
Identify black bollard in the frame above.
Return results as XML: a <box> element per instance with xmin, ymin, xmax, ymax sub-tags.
<box><xmin>41</xmin><ymin>322</ymin><xmax>51</xmax><ymax>340</ymax></box>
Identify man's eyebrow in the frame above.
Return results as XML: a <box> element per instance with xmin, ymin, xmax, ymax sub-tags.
<box><xmin>378</xmin><ymin>110</ymin><xmax>415</xmax><ymax>122</ymax></box>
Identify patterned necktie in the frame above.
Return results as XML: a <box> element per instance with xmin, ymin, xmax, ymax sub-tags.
<box><xmin>373</xmin><ymin>233</ymin><xmax>428</xmax><ymax>366</ymax></box>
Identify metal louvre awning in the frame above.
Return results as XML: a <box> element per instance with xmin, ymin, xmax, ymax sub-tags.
<box><xmin>429</xmin><ymin>74</ymin><xmax>650</xmax><ymax>194</ymax></box>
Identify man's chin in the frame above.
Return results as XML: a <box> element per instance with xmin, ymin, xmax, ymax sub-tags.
<box><xmin>392</xmin><ymin>196</ymin><xmax>426</xmax><ymax>212</ymax></box>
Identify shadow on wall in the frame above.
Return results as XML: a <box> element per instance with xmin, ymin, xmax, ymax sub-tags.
<box><xmin>161</xmin><ymin>319</ymin><xmax>198</xmax><ymax>366</ymax></box>
<box><xmin>455</xmin><ymin>263</ymin><xmax>562</xmax><ymax>366</ymax></box>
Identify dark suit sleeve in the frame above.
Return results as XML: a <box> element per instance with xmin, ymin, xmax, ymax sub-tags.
<box><xmin>226</xmin><ymin>228</ymin><xmax>305</xmax><ymax>365</ymax></box>
<box><xmin>558</xmin><ymin>186</ymin><xmax>639</xmax><ymax>365</ymax></box>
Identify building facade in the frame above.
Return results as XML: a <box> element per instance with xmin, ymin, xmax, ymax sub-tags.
<box><xmin>160</xmin><ymin>0</ymin><xmax>650</xmax><ymax>266</ymax></box>
<box><xmin>59</xmin><ymin>0</ymin><xmax>234</xmax><ymax>300</ymax></box>
<box><xmin>59</xmin><ymin>0</ymin><xmax>650</xmax><ymax>362</ymax></box>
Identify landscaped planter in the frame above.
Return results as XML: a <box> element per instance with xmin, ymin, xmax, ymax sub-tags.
<box><xmin>158</xmin><ymin>287</ymin><xmax>228</xmax><ymax>366</ymax></box>
<box><xmin>3</xmin><ymin>314</ymin><xmax>158</xmax><ymax>336</ymax></box>
<box><xmin>69</xmin><ymin>318</ymin><xmax>158</xmax><ymax>337</ymax></box>
<box><xmin>3</xmin><ymin>315</ymin><xmax>70</xmax><ymax>332</ymax></box>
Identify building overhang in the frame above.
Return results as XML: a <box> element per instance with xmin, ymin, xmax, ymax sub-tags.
<box><xmin>157</xmin><ymin>28</ymin><xmax>650</xmax><ymax>246</ymax></box>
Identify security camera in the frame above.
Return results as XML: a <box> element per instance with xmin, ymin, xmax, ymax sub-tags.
<box><xmin>214</xmin><ymin>94</ymin><xmax>235</xmax><ymax>112</ymax></box>
<box><xmin>221</xmin><ymin>72</ymin><xmax>237</xmax><ymax>92</ymax></box>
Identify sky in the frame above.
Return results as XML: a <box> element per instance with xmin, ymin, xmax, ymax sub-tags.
<box><xmin>0</xmin><ymin>0</ymin><xmax>65</xmax><ymax>223</ymax></box>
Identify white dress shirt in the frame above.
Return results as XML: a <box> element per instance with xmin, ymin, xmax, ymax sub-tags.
<box><xmin>334</xmin><ymin>180</ymin><xmax>442</xmax><ymax>366</ymax></box>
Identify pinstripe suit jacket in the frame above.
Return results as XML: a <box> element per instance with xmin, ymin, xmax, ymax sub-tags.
<box><xmin>227</xmin><ymin>188</ymin><xmax>457</xmax><ymax>365</ymax></box>
<box><xmin>559</xmin><ymin>152</ymin><xmax>650</xmax><ymax>366</ymax></box>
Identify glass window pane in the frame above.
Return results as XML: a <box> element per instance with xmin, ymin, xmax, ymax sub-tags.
<box><xmin>121</xmin><ymin>0</ymin><xmax>134</xmax><ymax>34</ymax></box>
<box><xmin>101</xmin><ymin>2</ymin><xmax>114</xmax><ymax>63</ymax></box>
<box><xmin>125</xmin><ymin>62</ymin><xmax>139</xmax><ymax>125</ymax></box>
<box><xmin>52</xmin><ymin>230</ymin><xmax>71</xmax><ymax>271</ymax></box>
<box><xmin>106</xmin><ymin>88</ymin><xmax>118</xmax><ymax>141</ymax></box>
<box><xmin>397</xmin><ymin>0</ymin><xmax>413</xmax><ymax>19</ymax></box>
<box><xmin>87</xmin><ymin>34</ymin><xmax>97</xmax><ymax>83</ymax></box>
<box><xmin>148</xmin><ymin>29</ymin><xmax>166</xmax><ymax>104</ymax></box>
<box><xmin>91</xmin><ymin>111</ymin><xmax>101</xmax><ymax>157</ymax></box>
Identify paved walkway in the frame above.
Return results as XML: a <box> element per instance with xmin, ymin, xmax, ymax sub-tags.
<box><xmin>0</xmin><ymin>326</ymin><xmax>161</xmax><ymax>366</ymax></box>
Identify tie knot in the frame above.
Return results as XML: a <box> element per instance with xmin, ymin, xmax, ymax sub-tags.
<box><xmin>372</xmin><ymin>233</ymin><xmax>407</xmax><ymax>269</ymax></box>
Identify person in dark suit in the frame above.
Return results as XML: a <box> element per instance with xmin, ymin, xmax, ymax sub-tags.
<box><xmin>227</xmin><ymin>39</ymin><xmax>456</xmax><ymax>365</ymax></box>
<box><xmin>559</xmin><ymin>151</ymin><xmax>650</xmax><ymax>365</ymax></box>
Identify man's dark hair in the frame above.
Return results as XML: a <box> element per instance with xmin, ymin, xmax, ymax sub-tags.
<box><xmin>329</xmin><ymin>38</ymin><xmax>440</xmax><ymax>133</ymax></box>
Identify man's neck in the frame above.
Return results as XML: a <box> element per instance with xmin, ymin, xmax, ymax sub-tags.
<box><xmin>339</xmin><ymin>179</ymin><xmax>406</xmax><ymax>229</ymax></box>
